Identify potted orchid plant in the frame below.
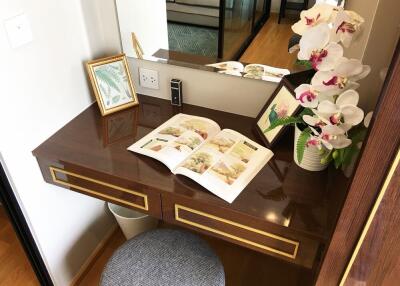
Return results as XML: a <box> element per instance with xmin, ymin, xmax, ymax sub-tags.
<box><xmin>266</xmin><ymin>3</ymin><xmax>372</xmax><ymax>172</ymax></box>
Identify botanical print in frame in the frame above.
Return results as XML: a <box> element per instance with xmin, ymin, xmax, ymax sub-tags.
<box><xmin>86</xmin><ymin>54</ymin><xmax>138</xmax><ymax>116</ymax></box>
<box><xmin>255</xmin><ymin>79</ymin><xmax>301</xmax><ymax>147</ymax></box>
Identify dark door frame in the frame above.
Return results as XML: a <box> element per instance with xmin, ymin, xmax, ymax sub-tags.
<box><xmin>316</xmin><ymin>39</ymin><xmax>400</xmax><ymax>285</ymax></box>
<box><xmin>218</xmin><ymin>0</ymin><xmax>270</xmax><ymax>60</ymax></box>
<box><xmin>0</xmin><ymin>159</ymin><xmax>54</xmax><ymax>286</ymax></box>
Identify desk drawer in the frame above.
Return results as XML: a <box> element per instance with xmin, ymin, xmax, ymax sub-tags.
<box><xmin>163</xmin><ymin>195</ymin><xmax>319</xmax><ymax>268</ymax></box>
<box><xmin>40</xmin><ymin>162</ymin><xmax>162</xmax><ymax>218</ymax></box>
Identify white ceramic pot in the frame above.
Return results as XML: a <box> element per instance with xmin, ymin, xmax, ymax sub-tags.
<box><xmin>293</xmin><ymin>124</ymin><xmax>328</xmax><ymax>172</ymax></box>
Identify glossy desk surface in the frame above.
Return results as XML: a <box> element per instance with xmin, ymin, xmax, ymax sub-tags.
<box><xmin>33</xmin><ymin>95</ymin><xmax>349</xmax><ymax>243</ymax></box>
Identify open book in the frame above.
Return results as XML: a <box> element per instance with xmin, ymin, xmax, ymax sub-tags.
<box><xmin>206</xmin><ymin>61</ymin><xmax>290</xmax><ymax>83</ymax></box>
<box><xmin>127</xmin><ymin>114</ymin><xmax>274</xmax><ymax>203</ymax></box>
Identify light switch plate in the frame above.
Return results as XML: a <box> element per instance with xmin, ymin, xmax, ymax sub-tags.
<box><xmin>139</xmin><ymin>68</ymin><xmax>159</xmax><ymax>89</ymax></box>
<box><xmin>4</xmin><ymin>14</ymin><xmax>33</xmax><ymax>49</ymax></box>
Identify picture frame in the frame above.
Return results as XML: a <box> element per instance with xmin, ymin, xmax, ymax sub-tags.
<box><xmin>86</xmin><ymin>54</ymin><xmax>139</xmax><ymax>116</ymax></box>
<box><xmin>254</xmin><ymin>77</ymin><xmax>302</xmax><ymax>147</ymax></box>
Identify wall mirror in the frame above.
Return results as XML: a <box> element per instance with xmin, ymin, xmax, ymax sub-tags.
<box><xmin>116</xmin><ymin>0</ymin><xmax>344</xmax><ymax>82</ymax></box>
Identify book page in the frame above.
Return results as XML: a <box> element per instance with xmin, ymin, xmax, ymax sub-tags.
<box><xmin>174</xmin><ymin>129</ymin><xmax>274</xmax><ymax>203</ymax></box>
<box><xmin>127</xmin><ymin>114</ymin><xmax>221</xmax><ymax>170</ymax></box>
<box><xmin>206</xmin><ymin>61</ymin><xmax>245</xmax><ymax>72</ymax></box>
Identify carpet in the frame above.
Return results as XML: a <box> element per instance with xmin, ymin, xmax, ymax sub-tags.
<box><xmin>168</xmin><ymin>22</ymin><xmax>218</xmax><ymax>58</ymax></box>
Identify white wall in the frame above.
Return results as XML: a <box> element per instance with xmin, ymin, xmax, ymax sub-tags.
<box><xmin>81</xmin><ymin>0</ymin><xmax>122</xmax><ymax>58</ymax></box>
<box><xmin>116</xmin><ymin>0</ymin><xmax>168</xmax><ymax>58</ymax></box>
<box><xmin>0</xmin><ymin>0</ymin><xmax>118</xmax><ymax>285</ymax></box>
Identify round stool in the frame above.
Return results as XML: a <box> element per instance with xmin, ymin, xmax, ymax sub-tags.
<box><xmin>100</xmin><ymin>228</ymin><xmax>225</xmax><ymax>286</ymax></box>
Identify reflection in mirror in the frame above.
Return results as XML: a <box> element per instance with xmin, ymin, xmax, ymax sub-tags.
<box><xmin>116</xmin><ymin>0</ymin><xmax>346</xmax><ymax>81</ymax></box>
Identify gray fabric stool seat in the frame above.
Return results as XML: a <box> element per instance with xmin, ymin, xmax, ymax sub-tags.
<box><xmin>100</xmin><ymin>228</ymin><xmax>225</xmax><ymax>286</ymax></box>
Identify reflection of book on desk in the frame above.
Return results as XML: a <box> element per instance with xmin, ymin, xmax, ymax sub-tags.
<box><xmin>128</xmin><ymin>114</ymin><xmax>274</xmax><ymax>203</ymax></box>
<box><xmin>206</xmin><ymin>61</ymin><xmax>290</xmax><ymax>83</ymax></box>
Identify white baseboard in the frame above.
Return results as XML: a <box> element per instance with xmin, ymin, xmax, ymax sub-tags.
<box><xmin>70</xmin><ymin>225</ymin><xmax>118</xmax><ymax>286</ymax></box>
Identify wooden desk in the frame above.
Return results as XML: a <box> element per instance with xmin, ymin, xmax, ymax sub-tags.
<box><xmin>33</xmin><ymin>95</ymin><xmax>349</xmax><ymax>271</ymax></box>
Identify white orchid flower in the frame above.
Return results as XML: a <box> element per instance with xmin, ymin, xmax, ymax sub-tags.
<box><xmin>292</xmin><ymin>4</ymin><xmax>336</xmax><ymax>35</ymax></box>
<box><xmin>303</xmin><ymin>114</ymin><xmax>325</xmax><ymax>128</ymax></box>
<box><xmin>311</xmin><ymin>58</ymin><xmax>371</xmax><ymax>96</ymax></box>
<box><xmin>331</xmin><ymin>10</ymin><xmax>364</xmax><ymax>48</ymax></box>
<box><xmin>364</xmin><ymin>111</ymin><xmax>373</xmax><ymax>128</ymax></box>
<box><xmin>302</xmin><ymin>90</ymin><xmax>364</xmax><ymax>151</ymax></box>
<box><xmin>295</xmin><ymin>84</ymin><xmax>319</xmax><ymax>108</ymax></box>
<box><xmin>308</xmin><ymin>125</ymin><xmax>352</xmax><ymax>150</ymax></box>
<box><xmin>298</xmin><ymin>24</ymin><xmax>343</xmax><ymax>71</ymax></box>
<box><xmin>304</xmin><ymin>90</ymin><xmax>364</xmax><ymax>133</ymax></box>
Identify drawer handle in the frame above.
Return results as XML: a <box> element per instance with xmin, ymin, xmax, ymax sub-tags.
<box><xmin>175</xmin><ymin>204</ymin><xmax>299</xmax><ymax>259</ymax></box>
<box><xmin>49</xmin><ymin>166</ymin><xmax>148</xmax><ymax>211</ymax></box>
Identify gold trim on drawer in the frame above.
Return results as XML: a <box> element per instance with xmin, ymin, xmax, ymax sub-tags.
<box><xmin>175</xmin><ymin>204</ymin><xmax>299</xmax><ymax>259</ymax></box>
<box><xmin>49</xmin><ymin>166</ymin><xmax>148</xmax><ymax>211</ymax></box>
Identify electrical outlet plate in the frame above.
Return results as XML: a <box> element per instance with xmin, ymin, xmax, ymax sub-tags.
<box><xmin>4</xmin><ymin>13</ymin><xmax>33</xmax><ymax>49</ymax></box>
<box><xmin>139</xmin><ymin>68</ymin><xmax>159</xmax><ymax>89</ymax></box>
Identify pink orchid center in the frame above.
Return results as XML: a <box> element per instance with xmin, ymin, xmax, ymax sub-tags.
<box><xmin>329</xmin><ymin>114</ymin><xmax>341</xmax><ymax>125</ymax></box>
<box><xmin>336</xmin><ymin>21</ymin><xmax>356</xmax><ymax>34</ymax></box>
<box><xmin>306</xmin><ymin>138</ymin><xmax>319</xmax><ymax>147</ymax></box>
<box><xmin>321</xmin><ymin>133</ymin><xmax>332</xmax><ymax>141</ymax></box>
<box><xmin>310</xmin><ymin>49</ymin><xmax>328</xmax><ymax>70</ymax></box>
<box><xmin>305</xmin><ymin>13</ymin><xmax>321</xmax><ymax>26</ymax></box>
<box><xmin>323</xmin><ymin>76</ymin><xmax>347</xmax><ymax>89</ymax></box>
<box><xmin>298</xmin><ymin>90</ymin><xmax>317</xmax><ymax>103</ymax></box>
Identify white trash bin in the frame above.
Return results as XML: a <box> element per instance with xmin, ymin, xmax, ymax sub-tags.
<box><xmin>108</xmin><ymin>203</ymin><xmax>158</xmax><ymax>240</ymax></box>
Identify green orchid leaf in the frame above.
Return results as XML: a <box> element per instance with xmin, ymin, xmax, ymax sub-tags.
<box><xmin>320</xmin><ymin>150</ymin><xmax>333</xmax><ymax>165</ymax></box>
<box><xmin>349</xmin><ymin>128</ymin><xmax>367</xmax><ymax>144</ymax></box>
<box><xmin>295</xmin><ymin>60</ymin><xmax>313</xmax><ymax>69</ymax></box>
<box><xmin>342</xmin><ymin>144</ymin><xmax>361</xmax><ymax>167</ymax></box>
<box><xmin>299</xmin><ymin>108</ymin><xmax>314</xmax><ymax>117</ymax></box>
<box><xmin>333</xmin><ymin>149</ymin><xmax>345</xmax><ymax>169</ymax></box>
<box><xmin>264</xmin><ymin>116</ymin><xmax>303</xmax><ymax>133</ymax></box>
<box><xmin>296</xmin><ymin>127</ymin><xmax>311</xmax><ymax>164</ymax></box>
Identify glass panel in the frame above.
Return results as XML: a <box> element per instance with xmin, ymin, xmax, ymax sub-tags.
<box><xmin>254</xmin><ymin>0</ymin><xmax>265</xmax><ymax>26</ymax></box>
<box><xmin>223</xmin><ymin>0</ymin><xmax>255</xmax><ymax>60</ymax></box>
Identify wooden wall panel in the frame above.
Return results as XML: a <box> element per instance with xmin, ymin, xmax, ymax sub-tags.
<box><xmin>343</xmin><ymin>150</ymin><xmax>400</xmax><ymax>285</ymax></box>
<box><xmin>316</xmin><ymin>40</ymin><xmax>400</xmax><ymax>285</ymax></box>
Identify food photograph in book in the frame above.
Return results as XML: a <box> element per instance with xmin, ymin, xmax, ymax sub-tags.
<box><xmin>141</xmin><ymin>138</ymin><xmax>169</xmax><ymax>152</ymax></box>
<box><xmin>209</xmin><ymin>156</ymin><xmax>247</xmax><ymax>186</ymax></box>
<box><xmin>205</xmin><ymin>132</ymin><xmax>237</xmax><ymax>153</ymax></box>
<box><xmin>229</xmin><ymin>140</ymin><xmax>258</xmax><ymax>163</ymax></box>
<box><xmin>182</xmin><ymin>147</ymin><xmax>220</xmax><ymax>174</ymax></box>
<box><xmin>179</xmin><ymin>118</ymin><xmax>211</xmax><ymax>139</ymax></box>
<box><xmin>172</xmin><ymin>132</ymin><xmax>203</xmax><ymax>152</ymax></box>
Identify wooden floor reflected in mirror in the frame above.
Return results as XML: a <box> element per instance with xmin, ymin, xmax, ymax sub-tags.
<box><xmin>0</xmin><ymin>206</ymin><xmax>38</xmax><ymax>286</ymax></box>
<box><xmin>240</xmin><ymin>14</ymin><xmax>299</xmax><ymax>71</ymax></box>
